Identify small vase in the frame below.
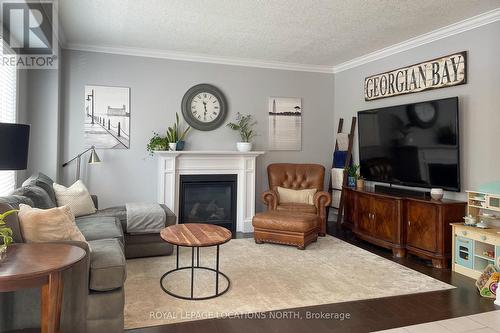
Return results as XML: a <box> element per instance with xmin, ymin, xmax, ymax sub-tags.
<box><xmin>347</xmin><ymin>176</ymin><xmax>356</xmax><ymax>187</ymax></box>
<box><xmin>356</xmin><ymin>179</ymin><xmax>365</xmax><ymax>190</ymax></box>
<box><xmin>430</xmin><ymin>188</ymin><xmax>444</xmax><ymax>200</ymax></box>
<box><xmin>176</xmin><ymin>140</ymin><xmax>185</xmax><ymax>151</ymax></box>
<box><xmin>0</xmin><ymin>245</ymin><xmax>7</xmax><ymax>262</ymax></box>
<box><xmin>236</xmin><ymin>142</ymin><xmax>252</xmax><ymax>152</ymax></box>
<box><xmin>168</xmin><ymin>143</ymin><xmax>177</xmax><ymax>151</ymax></box>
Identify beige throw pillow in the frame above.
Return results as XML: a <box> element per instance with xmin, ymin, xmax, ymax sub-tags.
<box><xmin>53</xmin><ymin>180</ymin><xmax>96</xmax><ymax>217</ymax></box>
<box><xmin>18</xmin><ymin>204</ymin><xmax>87</xmax><ymax>244</ymax></box>
<box><xmin>277</xmin><ymin>187</ymin><xmax>317</xmax><ymax>205</ymax></box>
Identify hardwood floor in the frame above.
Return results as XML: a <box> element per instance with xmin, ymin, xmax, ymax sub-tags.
<box><xmin>128</xmin><ymin>222</ymin><xmax>498</xmax><ymax>333</ymax></box>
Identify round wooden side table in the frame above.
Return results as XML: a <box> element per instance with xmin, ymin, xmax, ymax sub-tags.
<box><xmin>160</xmin><ymin>223</ymin><xmax>232</xmax><ymax>300</ymax></box>
<box><xmin>0</xmin><ymin>243</ymin><xmax>86</xmax><ymax>333</ymax></box>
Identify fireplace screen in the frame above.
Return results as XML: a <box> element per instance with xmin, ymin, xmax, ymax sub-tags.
<box><xmin>179</xmin><ymin>174</ymin><xmax>237</xmax><ymax>234</ymax></box>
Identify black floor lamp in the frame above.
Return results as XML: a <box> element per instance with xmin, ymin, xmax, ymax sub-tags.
<box><xmin>0</xmin><ymin>123</ymin><xmax>30</xmax><ymax>171</ymax></box>
<box><xmin>62</xmin><ymin>146</ymin><xmax>101</xmax><ymax>181</ymax></box>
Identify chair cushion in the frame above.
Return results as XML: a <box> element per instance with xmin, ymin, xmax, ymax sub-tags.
<box><xmin>88</xmin><ymin>238</ymin><xmax>126</xmax><ymax>291</ymax></box>
<box><xmin>277</xmin><ymin>187</ymin><xmax>316</xmax><ymax>205</ymax></box>
<box><xmin>76</xmin><ymin>216</ymin><xmax>124</xmax><ymax>244</ymax></box>
<box><xmin>276</xmin><ymin>203</ymin><xmax>317</xmax><ymax>214</ymax></box>
<box><xmin>252</xmin><ymin>211</ymin><xmax>319</xmax><ymax>233</ymax></box>
<box><xmin>22</xmin><ymin>172</ymin><xmax>57</xmax><ymax>204</ymax></box>
<box><xmin>12</xmin><ymin>186</ymin><xmax>55</xmax><ymax>209</ymax></box>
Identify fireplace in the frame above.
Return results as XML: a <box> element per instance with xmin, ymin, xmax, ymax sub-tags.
<box><xmin>179</xmin><ymin>174</ymin><xmax>237</xmax><ymax>234</ymax></box>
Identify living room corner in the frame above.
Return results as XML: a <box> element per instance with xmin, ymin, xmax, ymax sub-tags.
<box><xmin>1</xmin><ymin>1</ymin><xmax>500</xmax><ymax>333</ymax></box>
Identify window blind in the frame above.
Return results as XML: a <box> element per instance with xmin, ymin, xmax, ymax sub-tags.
<box><xmin>0</xmin><ymin>42</ymin><xmax>17</xmax><ymax>196</ymax></box>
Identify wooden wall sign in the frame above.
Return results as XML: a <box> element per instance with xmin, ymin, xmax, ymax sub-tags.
<box><xmin>364</xmin><ymin>51</ymin><xmax>467</xmax><ymax>101</ymax></box>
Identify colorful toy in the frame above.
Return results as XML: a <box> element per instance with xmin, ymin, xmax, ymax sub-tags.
<box><xmin>476</xmin><ymin>265</ymin><xmax>499</xmax><ymax>298</ymax></box>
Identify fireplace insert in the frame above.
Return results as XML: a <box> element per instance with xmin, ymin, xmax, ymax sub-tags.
<box><xmin>179</xmin><ymin>174</ymin><xmax>237</xmax><ymax>235</ymax></box>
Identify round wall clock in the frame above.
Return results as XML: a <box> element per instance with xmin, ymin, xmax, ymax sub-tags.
<box><xmin>181</xmin><ymin>84</ymin><xmax>228</xmax><ymax>131</ymax></box>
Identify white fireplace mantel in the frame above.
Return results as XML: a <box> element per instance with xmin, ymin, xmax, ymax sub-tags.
<box><xmin>154</xmin><ymin>150</ymin><xmax>265</xmax><ymax>232</ymax></box>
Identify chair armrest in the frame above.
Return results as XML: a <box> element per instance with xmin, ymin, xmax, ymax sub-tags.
<box><xmin>314</xmin><ymin>191</ymin><xmax>332</xmax><ymax>212</ymax></box>
<box><xmin>261</xmin><ymin>190</ymin><xmax>278</xmax><ymax>210</ymax></box>
<box><xmin>90</xmin><ymin>194</ymin><xmax>98</xmax><ymax>209</ymax></box>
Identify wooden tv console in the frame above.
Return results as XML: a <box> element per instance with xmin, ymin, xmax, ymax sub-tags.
<box><xmin>342</xmin><ymin>187</ymin><xmax>466</xmax><ymax>268</ymax></box>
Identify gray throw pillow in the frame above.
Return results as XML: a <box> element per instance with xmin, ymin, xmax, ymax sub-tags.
<box><xmin>0</xmin><ymin>195</ymin><xmax>34</xmax><ymax>209</ymax></box>
<box><xmin>22</xmin><ymin>172</ymin><xmax>57</xmax><ymax>204</ymax></box>
<box><xmin>12</xmin><ymin>186</ymin><xmax>56</xmax><ymax>209</ymax></box>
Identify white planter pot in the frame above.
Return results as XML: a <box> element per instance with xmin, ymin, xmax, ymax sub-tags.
<box><xmin>236</xmin><ymin>142</ymin><xmax>252</xmax><ymax>152</ymax></box>
<box><xmin>168</xmin><ymin>143</ymin><xmax>177</xmax><ymax>151</ymax></box>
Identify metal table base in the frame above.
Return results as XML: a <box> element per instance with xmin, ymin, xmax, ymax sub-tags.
<box><xmin>160</xmin><ymin>245</ymin><xmax>230</xmax><ymax>300</ymax></box>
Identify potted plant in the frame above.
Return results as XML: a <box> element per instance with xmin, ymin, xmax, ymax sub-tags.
<box><xmin>0</xmin><ymin>209</ymin><xmax>16</xmax><ymax>261</ymax></box>
<box><xmin>346</xmin><ymin>165</ymin><xmax>360</xmax><ymax>188</ymax></box>
<box><xmin>146</xmin><ymin>132</ymin><xmax>168</xmax><ymax>155</ymax></box>
<box><xmin>174</xmin><ymin>113</ymin><xmax>191</xmax><ymax>151</ymax></box>
<box><xmin>226</xmin><ymin>113</ymin><xmax>257</xmax><ymax>152</ymax></box>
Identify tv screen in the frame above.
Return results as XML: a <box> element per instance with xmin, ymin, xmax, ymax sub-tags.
<box><xmin>358</xmin><ymin>97</ymin><xmax>460</xmax><ymax>191</ymax></box>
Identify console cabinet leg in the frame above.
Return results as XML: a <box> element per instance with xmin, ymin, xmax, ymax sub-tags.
<box><xmin>392</xmin><ymin>248</ymin><xmax>406</xmax><ymax>258</ymax></box>
<box><xmin>432</xmin><ymin>259</ymin><xmax>449</xmax><ymax>269</ymax></box>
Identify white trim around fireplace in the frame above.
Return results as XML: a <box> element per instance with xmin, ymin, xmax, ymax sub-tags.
<box><xmin>154</xmin><ymin>151</ymin><xmax>265</xmax><ymax>233</ymax></box>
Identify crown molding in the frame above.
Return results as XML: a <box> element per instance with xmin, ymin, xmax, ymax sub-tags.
<box><xmin>63</xmin><ymin>8</ymin><xmax>499</xmax><ymax>75</ymax></box>
<box><xmin>332</xmin><ymin>8</ymin><xmax>500</xmax><ymax>73</ymax></box>
<box><xmin>63</xmin><ymin>43</ymin><xmax>335</xmax><ymax>73</ymax></box>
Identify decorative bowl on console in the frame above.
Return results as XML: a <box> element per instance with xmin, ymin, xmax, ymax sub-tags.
<box><xmin>430</xmin><ymin>188</ymin><xmax>444</xmax><ymax>200</ymax></box>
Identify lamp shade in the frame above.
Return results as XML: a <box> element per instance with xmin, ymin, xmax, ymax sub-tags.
<box><xmin>88</xmin><ymin>147</ymin><xmax>101</xmax><ymax>164</ymax></box>
<box><xmin>0</xmin><ymin>123</ymin><xmax>30</xmax><ymax>170</ymax></box>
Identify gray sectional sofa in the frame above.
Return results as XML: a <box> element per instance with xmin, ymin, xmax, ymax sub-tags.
<box><xmin>0</xmin><ymin>173</ymin><xmax>176</xmax><ymax>333</ymax></box>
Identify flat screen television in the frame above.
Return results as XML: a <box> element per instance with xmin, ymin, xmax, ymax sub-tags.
<box><xmin>358</xmin><ymin>97</ymin><xmax>460</xmax><ymax>191</ymax></box>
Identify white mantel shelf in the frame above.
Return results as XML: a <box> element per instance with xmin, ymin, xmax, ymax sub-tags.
<box><xmin>154</xmin><ymin>150</ymin><xmax>265</xmax><ymax>233</ymax></box>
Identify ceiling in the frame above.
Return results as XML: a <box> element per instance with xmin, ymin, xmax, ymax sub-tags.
<box><xmin>59</xmin><ymin>0</ymin><xmax>500</xmax><ymax>71</ymax></box>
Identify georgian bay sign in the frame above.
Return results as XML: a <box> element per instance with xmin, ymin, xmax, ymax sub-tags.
<box><xmin>364</xmin><ymin>51</ymin><xmax>467</xmax><ymax>101</ymax></box>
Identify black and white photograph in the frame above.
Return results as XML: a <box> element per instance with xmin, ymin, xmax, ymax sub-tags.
<box><xmin>84</xmin><ymin>85</ymin><xmax>130</xmax><ymax>149</ymax></box>
<box><xmin>268</xmin><ymin>97</ymin><xmax>302</xmax><ymax>151</ymax></box>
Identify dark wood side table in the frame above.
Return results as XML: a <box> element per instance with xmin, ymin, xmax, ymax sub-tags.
<box><xmin>0</xmin><ymin>243</ymin><xmax>86</xmax><ymax>333</ymax></box>
<box><xmin>160</xmin><ymin>223</ymin><xmax>232</xmax><ymax>300</ymax></box>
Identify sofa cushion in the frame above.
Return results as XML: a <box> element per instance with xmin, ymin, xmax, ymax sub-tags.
<box><xmin>18</xmin><ymin>204</ymin><xmax>87</xmax><ymax>244</ymax></box>
<box><xmin>53</xmin><ymin>180</ymin><xmax>97</xmax><ymax>217</ymax></box>
<box><xmin>91</xmin><ymin>206</ymin><xmax>127</xmax><ymax>231</ymax></box>
<box><xmin>12</xmin><ymin>186</ymin><xmax>55</xmax><ymax>209</ymax></box>
<box><xmin>22</xmin><ymin>172</ymin><xmax>57</xmax><ymax>204</ymax></box>
<box><xmin>88</xmin><ymin>238</ymin><xmax>126</xmax><ymax>291</ymax></box>
<box><xmin>76</xmin><ymin>216</ymin><xmax>124</xmax><ymax>244</ymax></box>
<box><xmin>0</xmin><ymin>195</ymin><xmax>34</xmax><ymax>209</ymax></box>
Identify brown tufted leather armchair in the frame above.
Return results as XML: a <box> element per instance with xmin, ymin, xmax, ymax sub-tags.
<box><xmin>261</xmin><ymin>163</ymin><xmax>332</xmax><ymax>236</ymax></box>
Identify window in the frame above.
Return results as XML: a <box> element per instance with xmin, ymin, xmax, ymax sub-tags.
<box><xmin>0</xmin><ymin>42</ymin><xmax>17</xmax><ymax>196</ymax></box>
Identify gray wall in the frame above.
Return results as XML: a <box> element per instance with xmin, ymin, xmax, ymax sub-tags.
<box><xmin>16</xmin><ymin>67</ymin><xmax>61</xmax><ymax>184</ymax></box>
<box><xmin>333</xmin><ymin>21</ymin><xmax>500</xmax><ymax>199</ymax></box>
<box><xmin>61</xmin><ymin>50</ymin><xmax>335</xmax><ymax>209</ymax></box>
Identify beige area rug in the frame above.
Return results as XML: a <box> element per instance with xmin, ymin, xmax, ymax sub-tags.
<box><xmin>124</xmin><ymin>236</ymin><xmax>454</xmax><ymax>329</ymax></box>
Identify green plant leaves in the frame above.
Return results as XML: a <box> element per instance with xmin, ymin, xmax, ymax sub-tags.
<box><xmin>226</xmin><ymin>112</ymin><xmax>257</xmax><ymax>143</ymax></box>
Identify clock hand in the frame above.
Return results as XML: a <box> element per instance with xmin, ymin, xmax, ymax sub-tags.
<box><xmin>203</xmin><ymin>101</ymin><xmax>207</xmax><ymax>120</ymax></box>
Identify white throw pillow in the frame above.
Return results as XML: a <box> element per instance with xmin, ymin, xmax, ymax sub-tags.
<box><xmin>18</xmin><ymin>204</ymin><xmax>87</xmax><ymax>244</ymax></box>
<box><xmin>53</xmin><ymin>180</ymin><xmax>96</xmax><ymax>217</ymax></box>
<box><xmin>277</xmin><ymin>187</ymin><xmax>317</xmax><ymax>205</ymax></box>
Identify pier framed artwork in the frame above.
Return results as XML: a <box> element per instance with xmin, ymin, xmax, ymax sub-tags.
<box><xmin>268</xmin><ymin>97</ymin><xmax>302</xmax><ymax>151</ymax></box>
<box><xmin>84</xmin><ymin>85</ymin><xmax>130</xmax><ymax>149</ymax></box>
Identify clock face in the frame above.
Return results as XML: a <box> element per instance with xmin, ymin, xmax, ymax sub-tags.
<box><xmin>190</xmin><ymin>92</ymin><xmax>221</xmax><ymax>123</ymax></box>
<box><xmin>181</xmin><ymin>84</ymin><xmax>228</xmax><ymax>131</ymax></box>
